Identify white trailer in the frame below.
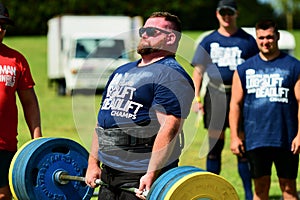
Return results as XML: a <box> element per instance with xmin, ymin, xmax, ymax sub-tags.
<box><xmin>47</xmin><ymin>15</ymin><xmax>143</xmax><ymax>95</ymax></box>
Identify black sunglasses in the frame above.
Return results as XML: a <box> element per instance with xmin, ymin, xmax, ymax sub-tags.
<box><xmin>139</xmin><ymin>27</ymin><xmax>171</xmax><ymax>37</ymax></box>
<box><xmin>0</xmin><ymin>24</ymin><xmax>7</xmax><ymax>30</ymax></box>
<box><xmin>219</xmin><ymin>9</ymin><xmax>235</xmax><ymax>16</ymax></box>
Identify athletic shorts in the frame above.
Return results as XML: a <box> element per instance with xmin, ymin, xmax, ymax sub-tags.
<box><xmin>98</xmin><ymin>160</ymin><xmax>179</xmax><ymax>200</ymax></box>
<box><xmin>0</xmin><ymin>150</ymin><xmax>15</xmax><ymax>187</ymax></box>
<box><xmin>247</xmin><ymin>147</ymin><xmax>299</xmax><ymax>179</ymax></box>
<box><xmin>203</xmin><ymin>85</ymin><xmax>230</xmax><ymax>130</ymax></box>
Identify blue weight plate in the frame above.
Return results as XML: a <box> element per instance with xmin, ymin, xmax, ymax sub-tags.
<box><xmin>147</xmin><ymin>166</ymin><xmax>203</xmax><ymax>200</ymax></box>
<box><xmin>10</xmin><ymin>138</ymin><xmax>36</xmax><ymax>199</ymax></box>
<box><xmin>10</xmin><ymin>137</ymin><xmax>52</xmax><ymax>199</ymax></box>
<box><xmin>10</xmin><ymin>137</ymin><xmax>94</xmax><ymax>200</ymax></box>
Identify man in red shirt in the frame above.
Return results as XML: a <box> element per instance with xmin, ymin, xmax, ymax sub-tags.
<box><xmin>0</xmin><ymin>3</ymin><xmax>42</xmax><ymax>199</ymax></box>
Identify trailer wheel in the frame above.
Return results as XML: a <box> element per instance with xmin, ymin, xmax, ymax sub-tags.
<box><xmin>65</xmin><ymin>88</ymin><xmax>73</xmax><ymax>96</ymax></box>
<box><xmin>57</xmin><ymin>79</ymin><xmax>66</xmax><ymax>96</ymax></box>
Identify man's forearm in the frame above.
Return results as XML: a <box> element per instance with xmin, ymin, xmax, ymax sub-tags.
<box><xmin>147</xmin><ymin>113</ymin><xmax>182</xmax><ymax>174</ymax></box>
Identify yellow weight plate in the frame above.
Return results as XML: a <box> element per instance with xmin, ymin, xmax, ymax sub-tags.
<box><xmin>164</xmin><ymin>171</ymin><xmax>239</xmax><ymax>200</ymax></box>
<box><xmin>8</xmin><ymin>137</ymin><xmax>45</xmax><ymax>200</ymax></box>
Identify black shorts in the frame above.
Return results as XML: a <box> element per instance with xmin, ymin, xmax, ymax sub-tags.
<box><xmin>0</xmin><ymin>150</ymin><xmax>15</xmax><ymax>187</ymax></box>
<box><xmin>203</xmin><ymin>85</ymin><xmax>230</xmax><ymax>130</ymax></box>
<box><xmin>98</xmin><ymin>160</ymin><xmax>179</xmax><ymax>200</ymax></box>
<box><xmin>247</xmin><ymin>147</ymin><xmax>299</xmax><ymax>179</ymax></box>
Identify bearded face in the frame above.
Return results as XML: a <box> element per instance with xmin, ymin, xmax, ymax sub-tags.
<box><xmin>137</xmin><ymin>36</ymin><xmax>166</xmax><ymax>56</ymax></box>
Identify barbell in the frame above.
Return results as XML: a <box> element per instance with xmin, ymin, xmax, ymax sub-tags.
<box><xmin>54</xmin><ymin>170</ymin><xmax>147</xmax><ymax>196</ymax></box>
<box><xmin>9</xmin><ymin>137</ymin><xmax>239</xmax><ymax>200</ymax></box>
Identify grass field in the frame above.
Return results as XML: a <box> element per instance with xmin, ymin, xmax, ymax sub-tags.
<box><xmin>4</xmin><ymin>30</ymin><xmax>300</xmax><ymax>199</ymax></box>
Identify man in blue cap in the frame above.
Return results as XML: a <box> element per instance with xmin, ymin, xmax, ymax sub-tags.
<box><xmin>191</xmin><ymin>0</ymin><xmax>258</xmax><ymax>199</ymax></box>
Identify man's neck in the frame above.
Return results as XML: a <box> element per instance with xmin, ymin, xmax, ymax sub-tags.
<box><xmin>138</xmin><ymin>51</ymin><xmax>173</xmax><ymax>66</ymax></box>
<box><xmin>259</xmin><ymin>50</ymin><xmax>281</xmax><ymax>61</ymax></box>
<box><xmin>218</xmin><ymin>26</ymin><xmax>238</xmax><ymax>37</ymax></box>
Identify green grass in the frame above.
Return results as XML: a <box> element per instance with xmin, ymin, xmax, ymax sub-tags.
<box><xmin>4</xmin><ymin>30</ymin><xmax>300</xmax><ymax>199</ymax></box>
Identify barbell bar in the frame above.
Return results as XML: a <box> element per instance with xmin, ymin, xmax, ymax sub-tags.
<box><xmin>9</xmin><ymin>137</ymin><xmax>239</xmax><ymax>200</ymax></box>
<box><xmin>54</xmin><ymin>170</ymin><xmax>102</xmax><ymax>185</ymax></box>
<box><xmin>54</xmin><ymin>170</ymin><xmax>149</xmax><ymax>196</ymax></box>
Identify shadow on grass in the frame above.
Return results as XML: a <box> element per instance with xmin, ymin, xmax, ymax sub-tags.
<box><xmin>269</xmin><ymin>191</ymin><xmax>300</xmax><ymax>200</ymax></box>
<box><xmin>269</xmin><ymin>196</ymin><xmax>281</xmax><ymax>200</ymax></box>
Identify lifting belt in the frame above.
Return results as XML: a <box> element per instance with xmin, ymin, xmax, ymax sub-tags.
<box><xmin>95</xmin><ymin>125</ymin><xmax>159</xmax><ymax>152</ymax></box>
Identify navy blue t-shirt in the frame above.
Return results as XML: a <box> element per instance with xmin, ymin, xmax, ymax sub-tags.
<box><xmin>97</xmin><ymin>56</ymin><xmax>194</xmax><ymax>171</ymax></box>
<box><xmin>98</xmin><ymin>56</ymin><xmax>194</xmax><ymax>128</ymax></box>
<box><xmin>192</xmin><ymin>29</ymin><xmax>258</xmax><ymax>85</ymax></box>
<box><xmin>238</xmin><ymin>52</ymin><xmax>300</xmax><ymax>151</ymax></box>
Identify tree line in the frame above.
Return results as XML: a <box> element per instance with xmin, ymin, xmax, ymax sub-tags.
<box><xmin>2</xmin><ymin>0</ymin><xmax>299</xmax><ymax>36</ymax></box>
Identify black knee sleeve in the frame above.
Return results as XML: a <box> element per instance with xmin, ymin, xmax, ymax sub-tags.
<box><xmin>208</xmin><ymin>138</ymin><xmax>224</xmax><ymax>159</ymax></box>
<box><xmin>237</xmin><ymin>153</ymin><xmax>249</xmax><ymax>163</ymax></box>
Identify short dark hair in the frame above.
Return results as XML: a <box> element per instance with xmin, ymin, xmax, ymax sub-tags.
<box><xmin>149</xmin><ymin>12</ymin><xmax>181</xmax><ymax>34</ymax></box>
<box><xmin>255</xmin><ymin>19</ymin><xmax>279</xmax><ymax>34</ymax></box>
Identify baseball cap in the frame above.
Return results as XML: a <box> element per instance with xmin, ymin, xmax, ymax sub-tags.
<box><xmin>0</xmin><ymin>2</ymin><xmax>14</xmax><ymax>25</ymax></box>
<box><xmin>217</xmin><ymin>0</ymin><xmax>238</xmax><ymax>12</ymax></box>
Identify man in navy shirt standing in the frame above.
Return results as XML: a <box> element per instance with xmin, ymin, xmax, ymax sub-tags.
<box><xmin>230</xmin><ymin>19</ymin><xmax>300</xmax><ymax>200</ymax></box>
<box><xmin>85</xmin><ymin>12</ymin><xmax>194</xmax><ymax>200</ymax></box>
<box><xmin>191</xmin><ymin>0</ymin><xmax>258</xmax><ymax>199</ymax></box>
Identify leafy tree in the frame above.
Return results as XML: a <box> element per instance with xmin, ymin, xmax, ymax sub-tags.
<box><xmin>259</xmin><ymin>0</ymin><xmax>300</xmax><ymax>30</ymax></box>
<box><xmin>1</xmin><ymin>0</ymin><xmax>297</xmax><ymax>36</ymax></box>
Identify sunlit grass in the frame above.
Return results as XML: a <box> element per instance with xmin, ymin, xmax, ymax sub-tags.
<box><xmin>4</xmin><ymin>30</ymin><xmax>300</xmax><ymax>199</ymax></box>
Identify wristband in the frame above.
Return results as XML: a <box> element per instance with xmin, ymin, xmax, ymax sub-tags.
<box><xmin>195</xmin><ymin>96</ymin><xmax>201</xmax><ymax>103</ymax></box>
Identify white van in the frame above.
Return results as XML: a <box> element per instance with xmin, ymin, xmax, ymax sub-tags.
<box><xmin>47</xmin><ymin>15</ymin><xmax>143</xmax><ymax>95</ymax></box>
<box><xmin>195</xmin><ymin>27</ymin><xmax>296</xmax><ymax>55</ymax></box>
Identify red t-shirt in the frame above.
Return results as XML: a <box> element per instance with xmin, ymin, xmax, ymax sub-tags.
<box><xmin>0</xmin><ymin>43</ymin><xmax>35</xmax><ymax>151</ymax></box>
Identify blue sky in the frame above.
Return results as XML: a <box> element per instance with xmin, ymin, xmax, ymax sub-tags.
<box><xmin>256</xmin><ymin>0</ymin><xmax>298</xmax><ymax>14</ymax></box>
<box><xmin>258</xmin><ymin>0</ymin><xmax>271</xmax><ymax>2</ymax></box>
<box><xmin>257</xmin><ymin>0</ymin><xmax>286</xmax><ymax>14</ymax></box>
